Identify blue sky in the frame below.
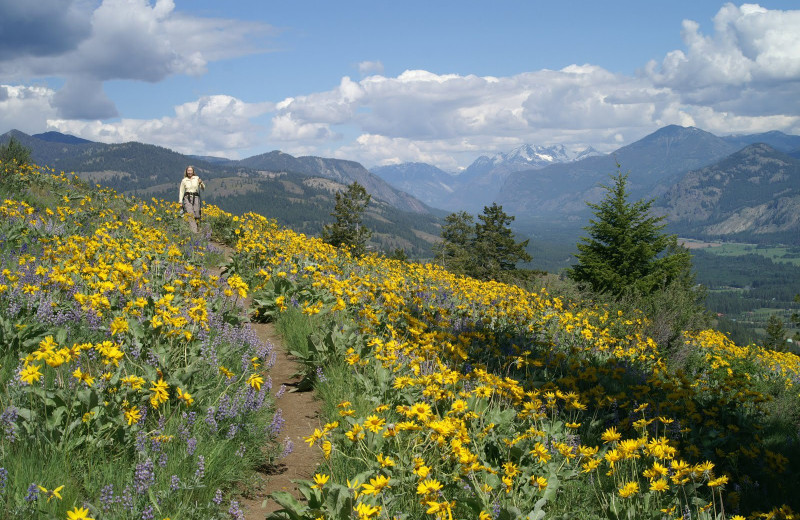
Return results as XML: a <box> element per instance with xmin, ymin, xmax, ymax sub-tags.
<box><xmin>1</xmin><ymin>1</ymin><xmax>799</xmax><ymax>170</ymax></box>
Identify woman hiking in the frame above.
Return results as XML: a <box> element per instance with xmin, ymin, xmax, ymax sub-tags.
<box><xmin>179</xmin><ymin>165</ymin><xmax>205</xmax><ymax>233</ymax></box>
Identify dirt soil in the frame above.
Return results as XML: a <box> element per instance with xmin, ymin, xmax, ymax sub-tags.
<box><xmin>239</xmin><ymin>319</ymin><xmax>322</xmax><ymax>518</ymax></box>
<box><xmin>209</xmin><ymin>241</ymin><xmax>322</xmax><ymax>519</ymax></box>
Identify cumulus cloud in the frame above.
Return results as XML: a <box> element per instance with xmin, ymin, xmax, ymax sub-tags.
<box><xmin>357</xmin><ymin>60</ymin><xmax>384</xmax><ymax>75</ymax></box>
<box><xmin>0</xmin><ymin>0</ymin><xmax>92</xmax><ymax>61</ymax></box>
<box><xmin>645</xmin><ymin>3</ymin><xmax>800</xmax><ymax>115</ymax></box>
<box><xmin>49</xmin><ymin>94</ymin><xmax>273</xmax><ymax>157</ymax></box>
<box><xmin>269</xmin><ymin>66</ymin><xmax>695</xmax><ymax>156</ymax></box>
<box><xmin>52</xmin><ymin>78</ymin><xmax>118</xmax><ymax>120</ymax></box>
<box><xmin>0</xmin><ymin>84</ymin><xmax>59</xmax><ymax>134</ymax></box>
<box><xmin>261</xmin><ymin>4</ymin><xmax>800</xmax><ymax>167</ymax></box>
<box><xmin>1</xmin><ymin>0</ymin><xmax>274</xmax><ymax>82</ymax></box>
<box><xmin>0</xmin><ymin>0</ymin><xmax>275</xmax><ymax>119</ymax></box>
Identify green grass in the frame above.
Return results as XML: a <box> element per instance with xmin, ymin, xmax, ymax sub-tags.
<box><xmin>700</xmin><ymin>242</ymin><xmax>800</xmax><ymax>266</ymax></box>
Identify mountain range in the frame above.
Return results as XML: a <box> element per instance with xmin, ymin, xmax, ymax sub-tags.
<box><xmin>372</xmin><ymin>144</ymin><xmax>601</xmax><ymax>211</ymax></box>
<box><xmin>0</xmin><ymin>129</ymin><xmax>442</xmax><ymax>256</ymax></box>
<box><xmin>1</xmin><ymin>129</ymin><xmax>429</xmax><ymax>215</ymax></box>
<box><xmin>4</xmin><ymin>124</ymin><xmax>800</xmax><ymax>249</ymax></box>
<box><xmin>661</xmin><ymin>143</ymin><xmax>800</xmax><ymax>241</ymax></box>
<box><xmin>372</xmin><ymin>126</ymin><xmax>800</xmax><ymax>243</ymax></box>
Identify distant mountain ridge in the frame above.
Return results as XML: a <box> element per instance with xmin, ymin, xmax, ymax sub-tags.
<box><xmin>32</xmin><ymin>131</ymin><xmax>92</xmax><ymax>145</ymax></box>
<box><xmin>7</xmin><ymin>125</ymin><xmax>800</xmax><ymax>246</ymax></box>
<box><xmin>0</xmin><ymin>129</ymin><xmax>441</xmax><ymax>256</ymax></box>
<box><xmin>372</xmin><ymin>143</ymin><xmax>602</xmax><ymax>212</ymax></box>
<box><xmin>235</xmin><ymin>151</ymin><xmax>428</xmax><ymax>214</ymax></box>
<box><xmin>370</xmin><ymin>162</ymin><xmax>456</xmax><ymax>208</ymax></box>
<box><xmin>660</xmin><ymin>143</ymin><xmax>800</xmax><ymax>241</ymax></box>
<box><xmin>0</xmin><ymin>130</ymin><xmax>430</xmax><ymax>215</ymax></box>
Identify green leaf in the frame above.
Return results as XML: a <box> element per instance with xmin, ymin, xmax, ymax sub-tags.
<box><xmin>265</xmin><ymin>491</ymin><xmax>308</xmax><ymax>520</ymax></box>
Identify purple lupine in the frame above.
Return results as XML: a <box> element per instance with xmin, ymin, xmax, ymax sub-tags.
<box><xmin>205</xmin><ymin>407</ymin><xmax>218</xmax><ymax>432</ymax></box>
<box><xmin>186</xmin><ymin>437</ymin><xmax>197</xmax><ymax>456</ymax></box>
<box><xmin>25</xmin><ymin>483</ymin><xmax>39</xmax><ymax>502</ymax></box>
<box><xmin>235</xmin><ymin>443</ymin><xmax>246</xmax><ymax>457</ymax></box>
<box><xmin>281</xmin><ymin>438</ymin><xmax>294</xmax><ymax>458</ymax></box>
<box><xmin>0</xmin><ymin>406</ymin><xmax>18</xmax><ymax>441</ymax></box>
<box><xmin>228</xmin><ymin>500</ymin><xmax>245</xmax><ymax>520</ymax></box>
<box><xmin>226</xmin><ymin>424</ymin><xmax>238</xmax><ymax>439</ymax></box>
<box><xmin>99</xmin><ymin>484</ymin><xmax>115</xmax><ymax>511</ymax></box>
<box><xmin>268</xmin><ymin>409</ymin><xmax>284</xmax><ymax>436</ymax></box>
<box><xmin>170</xmin><ymin>475</ymin><xmax>181</xmax><ymax>491</ymax></box>
<box><xmin>213</xmin><ymin>489</ymin><xmax>223</xmax><ymax>505</ymax></box>
<box><xmin>134</xmin><ymin>458</ymin><xmax>155</xmax><ymax>494</ymax></box>
<box><xmin>195</xmin><ymin>455</ymin><xmax>205</xmax><ymax>480</ymax></box>
<box><xmin>135</xmin><ymin>431</ymin><xmax>148</xmax><ymax>453</ymax></box>
<box><xmin>141</xmin><ymin>505</ymin><xmax>154</xmax><ymax>520</ymax></box>
<box><xmin>0</xmin><ymin>468</ymin><xmax>7</xmax><ymax>493</ymax></box>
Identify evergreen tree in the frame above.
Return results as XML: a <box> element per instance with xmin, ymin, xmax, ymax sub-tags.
<box><xmin>435</xmin><ymin>211</ymin><xmax>475</xmax><ymax>275</ymax></box>
<box><xmin>472</xmin><ymin>203</ymin><xmax>532</xmax><ymax>281</ymax></box>
<box><xmin>437</xmin><ymin>205</ymin><xmax>532</xmax><ymax>282</ymax></box>
<box><xmin>567</xmin><ymin>170</ymin><xmax>693</xmax><ymax>297</ymax></box>
<box><xmin>0</xmin><ymin>137</ymin><xmax>32</xmax><ymax>181</ymax></box>
<box><xmin>321</xmin><ymin>181</ymin><xmax>371</xmax><ymax>256</ymax></box>
<box><xmin>765</xmin><ymin>314</ymin><xmax>786</xmax><ymax>350</ymax></box>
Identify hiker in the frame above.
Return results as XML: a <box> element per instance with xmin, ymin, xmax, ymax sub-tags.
<box><xmin>179</xmin><ymin>165</ymin><xmax>205</xmax><ymax>233</ymax></box>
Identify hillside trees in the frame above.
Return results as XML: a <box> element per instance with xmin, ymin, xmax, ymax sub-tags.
<box><xmin>765</xmin><ymin>314</ymin><xmax>787</xmax><ymax>350</ymax></box>
<box><xmin>435</xmin><ymin>211</ymin><xmax>475</xmax><ymax>274</ymax></box>
<box><xmin>567</xmin><ymin>168</ymin><xmax>706</xmax><ymax>348</ymax></box>
<box><xmin>322</xmin><ymin>181</ymin><xmax>372</xmax><ymax>256</ymax></box>
<box><xmin>0</xmin><ymin>137</ymin><xmax>31</xmax><ymax>169</ymax></box>
<box><xmin>0</xmin><ymin>138</ymin><xmax>32</xmax><ymax>190</ymax></box>
<box><xmin>437</xmin><ymin>203</ymin><xmax>532</xmax><ymax>282</ymax></box>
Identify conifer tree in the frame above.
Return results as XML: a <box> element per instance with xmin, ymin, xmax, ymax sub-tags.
<box><xmin>0</xmin><ymin>137</ymin><xmax>32</xmax><ymax>183</ymax></box>
<box><xmin>567</xmin><ymin>169</ymin><xmax>693</xmax><ymax>297</ymax></box>
<box><xmin>0</xmin><ymin>137</ymin><xmax>31</xmax><ymax>168</ymax></box>
<box><xmin>321</xmin><ymin>181</ymin><xmax>372</xmax><ymax>256</ymax></box>
<box><xmin>765</xmin><ymin>314</ymin><xmax>786</xmax><ymax>350</ymax></box>
<box><xmin>472</xmin><ymin>203</ymin><xmax>532</xmax><ymax>281</ymax></box>
<box><xmin>435</xmin><ymin>211</ymin><xmax>475</xmax><ymax>275</ymax></box>
<box><xmin>438</xmin><ymin>204</ymin><xmax>531</xmax><ymax>282</ymax></box>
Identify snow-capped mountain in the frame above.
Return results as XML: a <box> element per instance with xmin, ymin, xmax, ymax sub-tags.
<box><xmin>370</xmin><ymin>144</ymin><xmax>605</xmax><ymax>213</ymax></box>
<box><xmin>460</xmin><ymin>144</ymin><xmax>600</xmax><ymax>183</ymax></box>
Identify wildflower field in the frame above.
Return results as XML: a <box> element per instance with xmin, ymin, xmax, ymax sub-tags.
<box><xmin>220</xmin><ymin>200</ymin><xmax>800</xmax><ymax>518</ymax></box>
<box><xmin>0</xmin><ymin>165</ymin><xmax>279</xmax><ymax>519</ymax></box>
<box><xmin>2</xmin><ymin>162</ymin><xmax>800</xmax><ymax>519</ymax></box>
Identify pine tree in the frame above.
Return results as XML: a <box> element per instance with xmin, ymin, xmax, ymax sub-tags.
<box><xmin>321</xmin><ymin>181</ymin><xmax>372</xmax><ymax>256</ymax></box>
<box><xmin>567</xmin><ymin>170</ymin><xmax>693</xmax><ymax>297</ymax></box>
<box><xmin>0</xmin><ymin>137</ymin><xmax>32</xmax><ymax>183</ymax></box>
<box><xmin>471</xmin><ymin>203</ymin><xmax>532</xmax><ymax>281</ymax></box>
<box><xmin>435</xmin><ymin>211</ymin><xmax>475</xmax><ymax>275</ymax></box>
<box><xmin>0</xmin><ymin>137</ymin><xmax>31</xmax><ymax>168</ymax></box>
<box><xmin>765</xmin><ymin>314</ymin><xmax>786</xmax><ymax>350</ymax></box>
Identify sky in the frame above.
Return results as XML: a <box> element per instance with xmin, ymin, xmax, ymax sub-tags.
<box><xmin>1</xmin><ymin>1</ymin><xmax>800</xmax><ymax>171</ymax></box>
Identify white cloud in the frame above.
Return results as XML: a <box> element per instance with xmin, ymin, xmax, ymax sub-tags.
<box><xmin>5</xmin><ymin>2</ymin><xmax>800</xmax><ymax>169</ymax></box>
<box><xmin>49</xmin><ymin>94</ymin><xmax>273</xmax><ymax>157</ymax></box>
<box><xmin>645</xmin><ymin>3</ymin><xmax>800</xmax><ymax>115</ymax></box>
<box><xmin>261</xmin><ymin>4</ymin><xmax>800</xmax><ymax>167</ymax></box>
<box><xmin>0</xmin><ymin>85</ymin><xmax>59</xmax><ymax>134</ymax></box>
<box><xmin>357</xmin><ymin>60</ymin><xmax>384</xmax><ymax>75</ymax></box>
<box><xmin>0</xmin><ymin>0</ymin><xmax>275</xmax><ymax>119</ymax></box>
<box><xmin>0</xmin><ymin>0</ymin><xmax>92</xmax><ymax>61</ymax></box>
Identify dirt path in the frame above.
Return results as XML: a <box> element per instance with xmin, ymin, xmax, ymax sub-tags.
<box><xmin>239</xmin><ymin>319</ymin><xmax>322</xmax><ymax>518</ymax></box>
<box><xmin>208</xmin><ymin>241</ymin><xmax>322</xmax><ymax>519</ymax></box>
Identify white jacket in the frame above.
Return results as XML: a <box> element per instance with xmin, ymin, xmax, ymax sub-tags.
<box><xmin>179</xmin><ymin>176</ymin><xmax>205</xmax><ymax>202</ymax></box>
